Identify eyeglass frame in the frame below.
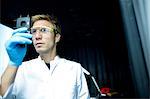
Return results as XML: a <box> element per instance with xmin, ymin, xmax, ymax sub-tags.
<box><xmin>29</xmin><ymin>26</ymin><xmax>54</xmax><ymax>35</ymax></box>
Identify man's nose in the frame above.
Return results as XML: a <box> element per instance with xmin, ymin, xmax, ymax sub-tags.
<box><xmin>34</xmin><ymin>31</ymin><xmax>42</xmax><ymax>40</ymax></box>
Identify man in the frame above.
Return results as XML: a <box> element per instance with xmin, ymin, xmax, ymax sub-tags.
<box><xmin>0</xmin><ymin>14</ymin><xmax>90</xmax><ymax>99</ymax></box>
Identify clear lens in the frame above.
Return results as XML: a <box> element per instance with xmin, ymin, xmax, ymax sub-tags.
<box><xmin>30</xmin><ymin>28</ymin><xmax>37</xmax><ymax>34</ymax></box>
<box><xmin>30</xmin><ymin>26</ymin><xmax>53</xmax><ymax>34</ymax></box>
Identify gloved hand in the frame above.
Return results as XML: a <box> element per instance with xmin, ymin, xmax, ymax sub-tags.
<box><xmin>5</xmin><ymin>27</ymin><xmax>32</xmax><ymax>67</ymax></box>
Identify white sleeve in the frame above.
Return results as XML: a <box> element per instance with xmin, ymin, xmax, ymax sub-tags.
<box><xmin>2</xmin><ymin>84</ymin><xmax>15</xmax><ymax>99</ymax></box>
<box><xmin>0</xmin><ymin>74</ymin><xmax>15</xmax><ymax>99</ymax></box>
<box><xmin>1</xmin><ymin>65</ymin><xmax>25</xmax><ymax>99</ymax></box>
<box><xmin>77</xmin><ymin>64</ymin><xmax>90</xmax><ymax>99</ymax></box>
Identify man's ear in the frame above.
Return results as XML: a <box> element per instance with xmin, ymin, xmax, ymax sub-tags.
<box><xmin>55</xmin><ymin>33</ymin><xmax>61</xmax><ymax>43</ymax></box>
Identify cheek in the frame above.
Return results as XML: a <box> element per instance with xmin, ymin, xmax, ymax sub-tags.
<box><xmin>32</xmin><ymin>38</ymin><xmax>36</xmax><ymax>45</ymax></box>
<box><xmin>46</xmin><ymin>38</ymin><xmax>55</xmax><ymax>46</ymax></box>
<box><xmin>44</xmin><ymin>36</ymin><xmax>53</xmax><ymax>42</ymax></box>
<box><xmin>43</xmin><ymin>36</ymin><xmax>55</xmax><ymax>47</ymax></box>
<box><xmin>44</xmin><ymin>34</ymin><xmax>55</xmax><ymax>42</ymax></box>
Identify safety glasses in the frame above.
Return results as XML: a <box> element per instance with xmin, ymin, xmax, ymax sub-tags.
<box><xmin>30</xmin><ymin>26</ymin><xmax>54</xmax><ymax>34</ymax></box>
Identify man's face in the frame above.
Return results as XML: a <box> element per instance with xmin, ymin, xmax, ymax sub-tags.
<box><xmin>31</xmin><ymin>20</ymin><xmax>60</xmax><ymax>54</ymax></box>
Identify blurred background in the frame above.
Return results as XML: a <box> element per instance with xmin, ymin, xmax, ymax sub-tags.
<box><xmin>0</xmin><ymin>0</ymin><xmax>149</xmax><ymax>98</ymax></box>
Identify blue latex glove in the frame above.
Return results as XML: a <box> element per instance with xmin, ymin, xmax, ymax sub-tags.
<box><xmin>5</xmin><ymin>27</ymin><xmax>32</xmax><ymax>67</ymax></box>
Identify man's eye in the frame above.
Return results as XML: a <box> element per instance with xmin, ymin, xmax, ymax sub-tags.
<box><xmin>31</xmin><ymin>29</ymin><xmax>36</xmax><ymax>33</ymax></box>
<box><xmin>40</xmin><ymin>28</ymin><xmax>47</xmax><ymax>32</ymax></box>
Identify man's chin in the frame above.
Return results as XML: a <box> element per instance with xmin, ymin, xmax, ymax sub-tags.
<box><xmin>36</xmin><ymin>48</ymin><xmax>50</xmax><ymax>54</ymax></box>
<box><xmin>36</xmin><ymin>49</ymin><xmax>45</xmax><ymax>54</ymax></box>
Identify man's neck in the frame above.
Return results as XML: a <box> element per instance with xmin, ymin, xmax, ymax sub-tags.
<box><xmin>40</xmin><ymin>52</ymin><xmax>57</xmax><ymax>63</ymax></box>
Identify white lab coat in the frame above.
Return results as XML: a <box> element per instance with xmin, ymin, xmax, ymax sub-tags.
<box><xmin>3</xmin><ymin>56</ymin><xmax>90</xmax><ymax>99</ymax></box>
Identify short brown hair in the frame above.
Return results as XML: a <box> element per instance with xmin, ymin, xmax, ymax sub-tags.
<box><xmin>31</xmin><ymin>14</ymin><xmax>61</xmax><ymax>34</ymax></box>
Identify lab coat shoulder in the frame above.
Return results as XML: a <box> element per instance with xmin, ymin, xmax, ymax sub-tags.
<box><xmin>59</xmin><ymin>58</ymin><xmax>83</xmax><ymax>73</ymax></box>
<box><xmin>60</xmin><ymin>58</ymin><xmax>82</xmax><ymax>68</ymax></box>
<box><xmin>60</xmin><ymin>58</ymin><xmax>90</xmax><ymax>99</ymax></box>
<box><xmin>59</xmin><ymin>58</ymin><xmax>85</xmax><ymax>83</ymax></box>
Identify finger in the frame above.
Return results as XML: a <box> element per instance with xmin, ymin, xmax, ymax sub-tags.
<box><xmin>10</xmin><ymin>36</ymin><xmax>32</xmax><ymax>45</ymax></box>
<box><xmin>12</xmin><ymin>27</ymin><xmax>28</xmax><ymax>35</ymax></box>
<box><xmin>14</xmin><ymin>33</ymin><xmax>32</xmax><ymax>39</ymax></box>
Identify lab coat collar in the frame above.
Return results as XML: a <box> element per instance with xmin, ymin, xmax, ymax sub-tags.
<box><xmin>37</xmin><ymin>55</ymin><xmax>60</xmax><ymax>75</ymax></box>
<box><xmin>37</xmin><ymin>55</ymin><xmax>60</xmax><ymax>63</ymax></box>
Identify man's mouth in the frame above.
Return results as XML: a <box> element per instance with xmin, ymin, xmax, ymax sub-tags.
<box><xmin>36</xmin><ymin>43</ymin><xmax>43</xmax><ymax>45</ymax></box>
<box><xmin>36</xmin><ymin>43</ymin><xmax>44</xmax><ymax>46</ymax></box>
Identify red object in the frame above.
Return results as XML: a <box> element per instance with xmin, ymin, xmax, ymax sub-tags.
<box><xmin>100</xmin><ymin>87</ymin><xmax>110</xmax><ymax>94</ymax></box>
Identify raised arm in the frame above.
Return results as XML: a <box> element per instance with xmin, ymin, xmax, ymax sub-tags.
<box><xmin>0</xmin><ymin>66</ymin><xmax>18</xmax><ymax>95</ymax></box>
<box><xmin>0</xmin><ymin>27</ymin><xmax>32</xmax><ymax>96</ymax></box>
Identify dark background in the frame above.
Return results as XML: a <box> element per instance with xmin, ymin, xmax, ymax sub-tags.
<box><xmin>1</xmin><ymin>0</ymin><xmax>136</xmax><ymax>98</ymax></box>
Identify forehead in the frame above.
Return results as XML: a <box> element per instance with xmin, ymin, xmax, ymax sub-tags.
<box><xmin>32</xmin><ymin>20</ymin><xmax>53</xmax><ymax>28</ymax></box>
